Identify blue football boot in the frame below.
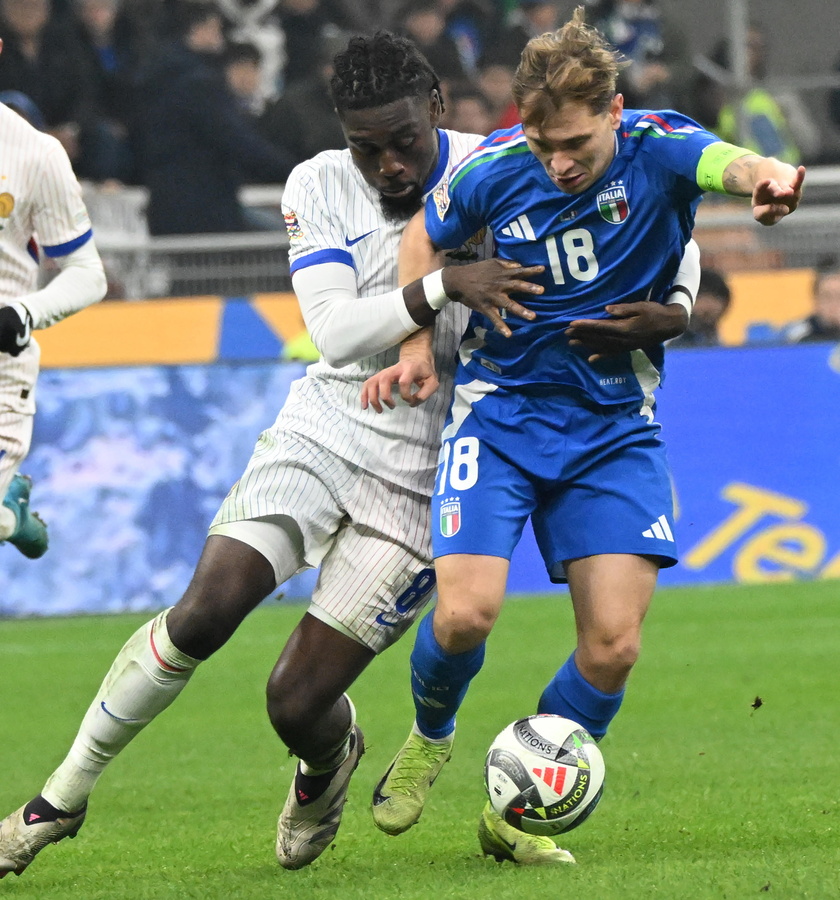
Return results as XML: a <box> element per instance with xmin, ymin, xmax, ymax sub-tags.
<box><xmin>2</xmin><ymin>474</ymin><xmax>48</xmax><ymax>559</ymax></box>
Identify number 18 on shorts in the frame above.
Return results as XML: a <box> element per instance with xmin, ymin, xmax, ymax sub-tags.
<box><xmin>430</xmin><ymin>384</ymin><xmax>679</xmax><ymax>579</ymax></box>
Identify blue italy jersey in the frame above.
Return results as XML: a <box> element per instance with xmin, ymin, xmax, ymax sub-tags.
<box><xmin>427</xmin><ymin>109</ymin><xmax>721</xmax><ymax>405</ymax></box>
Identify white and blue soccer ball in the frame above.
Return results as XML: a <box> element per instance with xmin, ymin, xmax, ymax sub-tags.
<box><xmin>484</xmin><ymin>714</ymin><xmax>605</xmax><ymax>836</ymax></box>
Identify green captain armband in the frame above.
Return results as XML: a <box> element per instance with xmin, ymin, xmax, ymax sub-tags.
<box><xmin>696</xmin><ymin>142</ymin><xmax>753</xmax><ymax>193</ymax></box>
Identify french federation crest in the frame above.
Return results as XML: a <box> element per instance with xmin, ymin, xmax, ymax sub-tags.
<box><xmin>440</xmin><ymin>499</ymin><xmax>461</xmax><ymax>537</ymax></box>
<box><xmin>597</xmin><ymin>184</ymin><xmax>629</xmax><ymax>224</ymax></box>
<box><xmin>433</xmin><ymin>179</ymin><xmax>451</xmax><ymax>221</ymax></box>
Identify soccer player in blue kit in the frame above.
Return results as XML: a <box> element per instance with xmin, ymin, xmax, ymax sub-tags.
<box><xmin>366</xmin><ymin>7</ymin><xmax>805</xmax><ymax>864</ymax></box>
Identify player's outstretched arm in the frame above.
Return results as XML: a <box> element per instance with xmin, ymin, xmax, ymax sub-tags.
<box><xmin>295</xmin><ymin>212</ymin><xmax>544</xmax><ymax>369</ymax></box>
<box><xmin>718</xmin><ymin>154</ymin><xmax>805</xmax><ymax>226</ymax></box>
<box><xmin>22</xmin><ymin>240</ymin><xmax>107</xmax><ymax>330</ymax></box>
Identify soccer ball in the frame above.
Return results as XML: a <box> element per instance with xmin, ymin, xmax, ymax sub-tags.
<box><xmin>484</xmin><ymin>714</ymin><xmax>605</xmax><ymax>836</ymax></box>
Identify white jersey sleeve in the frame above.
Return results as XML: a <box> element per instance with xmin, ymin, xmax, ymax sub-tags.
<box><xmin>276</xmin><ymin>131</ymin><xmax>486</xmax><ymax>496</ymax></box>
<box><xmin>283</xmin><ymin>155</ymin><xmax>350</xmax><ymax>272</ymax></box>
<box><xmin>23</xmin><ymin>135</ymin><xmax>106</xmax><ymax>329</ymax></box>
<box><xmin>32</xmin><ymin>140</ymin><xmax>94</xmax><ymax>257</ymax></box>
<box><xmin>292</xmin><ymin>262</ymin><xmax>417</xmax><ymax>368</ymax></box>
<box><xmin>23</xmin><ymin>239</ymin><xmax>106</xmax><ymax>330</ymax></box>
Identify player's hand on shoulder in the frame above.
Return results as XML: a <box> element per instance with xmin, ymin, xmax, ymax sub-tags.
<box><xmin>0</xmin><ymin>303</ymin><xmax>33</xmax><ymax>356</ymax></box>
<box><xmin>361</xmin><ymin>357</ymin><xmax>439</xmax><ymax>413</ymax></box>
<box><xmin>566</xmin><ymin>301</ymin><xmax>687</xmax><ymax>364</ymax></box>
<box><xmin>441</xmin><ymin>259</ymin><xmax>544</xmax><ymax>338</ymax></box>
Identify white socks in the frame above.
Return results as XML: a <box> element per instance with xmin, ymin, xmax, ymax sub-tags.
<box><xmin>42</xmin><ymin>609</ymin><xmax>199</xmax><ymax>812</ymax></box>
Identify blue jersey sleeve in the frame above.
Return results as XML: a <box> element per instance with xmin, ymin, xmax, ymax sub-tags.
<box><xmin>425</xmin><ymin>155</ymin><xmax>487</xmax><ymax>250</ymax></box>
<box><xmin>623</xmin><ymin>110</ymin><xmax>721</xmax><ymax>194</ymax></box>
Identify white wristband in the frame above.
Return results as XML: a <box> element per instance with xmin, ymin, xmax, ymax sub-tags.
<box><xmin>665</xmin><ymin>286</ymin><xmax>694</xmax><ymax>317</ymax></box>
<box><xmin>422</xmin><ymin>269</ymin><xmax>450</xmax><ymax>310</ymax></box>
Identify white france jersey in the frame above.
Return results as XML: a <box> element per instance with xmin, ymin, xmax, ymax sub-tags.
<box><xmin>280</xmin><ymin>128</ymin><xmax>486</xmax><ymax>496</ymax></box>
<box><xmin>0</xmin><ymin>102</ymin><xmax>94</xmax><ymax>414</ymax></box>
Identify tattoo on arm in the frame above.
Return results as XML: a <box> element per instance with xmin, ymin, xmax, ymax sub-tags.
<box><xmin>723</xmin><ymin>155</ymin><xmax>761</xmax><ymax>196</ymax></box>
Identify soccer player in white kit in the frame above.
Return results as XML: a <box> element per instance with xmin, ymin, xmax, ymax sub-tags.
<box><xmin>0</xmin><ymin>38</ymin><xmax>107</xmax><ymax>560</ymax></box>
<box><xmin>0</xmin><ymin>33</ymin><xmax>688</xmax><ymax>878</ymax></box>
<box><xmin>0</xmin><ymin>32</ymin><xmax>545</xmax><ymax>878</ymax></box>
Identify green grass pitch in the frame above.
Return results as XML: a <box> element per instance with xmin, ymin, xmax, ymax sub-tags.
<box><xmin>1</xmin><ymin>581</ymin><xmax>838</xmax><ymax>899</ymax></box>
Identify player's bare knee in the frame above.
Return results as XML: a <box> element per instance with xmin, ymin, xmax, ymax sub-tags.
<box><xmin>167</xmin><ymin>588</ymin><xmax>245</xmax><ymax>658</ymax></box>
<box><xmin>265</xmin><ymin>689</ymin><xmax>293</xmax><ymax>741</ymax></box>
<box><xmin>607</xmin><ymin>641</ymin><xmax>639</xmax><ymax>680</ymax></box>
<box><xmin>433</xmin><ymin>607</ymin><xmax>494</xmax><ymax>653</ymax></box>
<box><xmin>265</xmin><ymin>684</ymin><xmax>316</xmax><ymax>747</ymax></box>
<box><xmin>579</xmin><ymin>633</ymin><xmax>640</xmax><ymax>684</ymax></box>
<box><xmin>167</xmin><ymin>546</ymin><xmax>275</xmax><ymax>656</ymax></box>
<box><xmin>164</xmin><ymin>615</ymin><xmax>219</xmax><ymax>660</ymax></box>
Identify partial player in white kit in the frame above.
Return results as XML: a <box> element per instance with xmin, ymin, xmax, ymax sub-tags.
<box><xmin>0</xmin><ymin>31</ymin><xmax>690</xmax><ymax>878</ymax></box>
<box><xmin>0</xmin><ymin>37</ymin><xmax>107</xmax><ymax>560</ymax></box>
<box><xmin>211</xmin><ymin>106</ymin><xmax>492</xmax><ymax>654</ymax></box>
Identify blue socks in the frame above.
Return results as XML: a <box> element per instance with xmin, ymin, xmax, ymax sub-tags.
<box><xmin>538</xmin><ymin>652</ymin><xmax>624</xmax><ymax>740</ymax></box>
<box><xmin>409</xmin><ymin>619</ymin><xmax>622</xmax><ymax>741</ymax></box>
<box><xmin>410</xmin><ymin>612</ymin><xmax>485</xmax><ymax>739</ymax></box>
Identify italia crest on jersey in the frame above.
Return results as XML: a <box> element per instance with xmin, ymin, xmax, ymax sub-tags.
<box><xmin>597</xmin><ymin>184</ymin><xmax>629</xmax><ymax>224</ymax></box>
<box><xmin>440</xmin><ymin>499</ymin><xmax>461</xmax><ymax>537</ymax></box>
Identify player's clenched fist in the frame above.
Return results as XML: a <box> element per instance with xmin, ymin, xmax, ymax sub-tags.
<box><xmin>0</xmin><ymin>303</ymin><xmax>32</xmax><ymax>356</ymax></box>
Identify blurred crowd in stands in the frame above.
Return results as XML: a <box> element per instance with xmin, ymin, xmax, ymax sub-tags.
<box><xmin>663</xmin><ymin>260</ymin><xmax>840</xmax><ymax>350</ymax></box>
<box><xmin>2</xmin><ymin>0</ymin><xmax>839</xmax><ymax>348</ymax></box>
<box><xmin>781</xmin><ymin>263</ymin><xmax>840</xmax><ymax>345</ymax></box>
<box><xmin>0</xmin><ymin>0</ymin><xmax>838</xmax><ymax>236</ymax></box>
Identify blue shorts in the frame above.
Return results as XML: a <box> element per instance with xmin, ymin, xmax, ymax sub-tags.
<box><xmin>431</xmin><ymin>377</ymin><xmax>677</xmax><ymax>582</ymax></box>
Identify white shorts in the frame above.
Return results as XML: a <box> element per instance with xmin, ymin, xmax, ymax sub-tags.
<box><xmin>0</xmin><ymin>408</ymin><xmax>33</xmax><ymax>498</ymax></box>
<box><xmin>210</xmin><ymin>429</ymin><xmax>436</xmax><ymax>653</ymax></box>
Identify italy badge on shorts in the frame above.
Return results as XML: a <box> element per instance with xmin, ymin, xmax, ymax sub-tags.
<box><xmin>440</xmin><ymin>498</ymin><xmax>461</xmax><ymax>536</ymax></box>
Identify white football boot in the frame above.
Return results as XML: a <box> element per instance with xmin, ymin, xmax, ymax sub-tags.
<box><xmin>276</xmin><ymin>725</ymin><xmax>365</xmax><ymax>869</ymax></box>
<box><xmin>0</xmin><ymin>797</ymin><xmax>86</xmax><ymax>878</ymax></box>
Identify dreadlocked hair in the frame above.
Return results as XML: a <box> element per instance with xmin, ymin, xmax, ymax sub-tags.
<box><xmin>330</xmin><ymin>31</ymin><xmax>443</xmax><ymax>114</ymax></box>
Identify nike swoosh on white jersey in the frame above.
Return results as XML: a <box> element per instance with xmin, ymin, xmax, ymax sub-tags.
<box><xmin>345</xmin><ymin>229</ymin><xmax>378</xmax><ymax>246</ymax></box>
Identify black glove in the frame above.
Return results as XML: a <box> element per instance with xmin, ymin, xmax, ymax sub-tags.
<box><xmin>0</xmin><ymin>303</ymin><xmax>33</xmax><ymax>356</ymax></box>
